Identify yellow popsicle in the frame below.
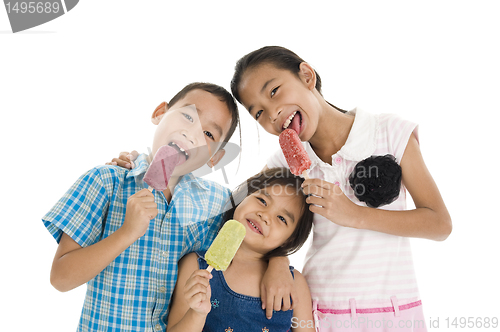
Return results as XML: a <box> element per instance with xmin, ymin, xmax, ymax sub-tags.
<box><xmin>205</xmin><ymin>220</ymin><xmax>246</xmax><ymax>272</ymax></box>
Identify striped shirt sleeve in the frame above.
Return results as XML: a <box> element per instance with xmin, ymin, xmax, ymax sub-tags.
<box><xmin>42</xmin><ymin>168</ymin><xmax>110</xmax><ymax>247</ymax></box>
<box><xmin>384</xmin><ymin>114</ymin><xmax>419</xmax><ymax>163</ymax></box>
<box><xmin>200</xmin><ymin>187</ymin><xmax>231</xmax><ymax>252</ymax></box>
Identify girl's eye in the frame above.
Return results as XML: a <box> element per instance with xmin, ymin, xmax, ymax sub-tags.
<box><xmin>256</xmin><ymin>197</ymin><xmax>267</xmax><ymax>206</ymax></box>
<box><xmin>255</xmin><ymin>110</ymin><xmax>263</xmax><ymax>120</ymax></box>
<box><xmin>278</xmin><ymin>215</ymin><xmax>287</xmax><ymax>225</ymax></box>
<box><xmin>271</xmin><ymin>86</ymin><xmax>279</xmax><ymax>97</ymax></box>
<box><xmin>182</xmin><ymin>113</ymin><xmax>194</xmax><ymax>122</ymax></box>
<box><xmin>204</xmin><ymin>131</ymin><xmax>214</xmax><ymax>140</ymax></box>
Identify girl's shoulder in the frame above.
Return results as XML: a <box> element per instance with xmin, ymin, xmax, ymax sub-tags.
<box><xmin>376</xmin><ymin>112</ymin><xmax>418</xmax><ymax>135</ymax></box>
<box><xmin>374</xmin><ymin>112</ymin><xmax>419</xmax><ymax>163</ymax></box>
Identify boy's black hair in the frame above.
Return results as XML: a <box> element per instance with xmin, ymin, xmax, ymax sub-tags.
<box><xmin>168</xmin><ymin>82</ymin><xmax>240</xmax><ymax>149</ymax></box>
<box><xmin>230</xmin><ymin>46</ymin><xmax>346</xmax><ymax>113</ymax></box>
<box><xmin>222</xmin><ymin>167</ymin><xmax>314</xmax><ymax>260</ymax></box>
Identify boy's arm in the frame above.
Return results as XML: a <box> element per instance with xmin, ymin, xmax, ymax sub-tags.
<box><xmin>291</xmin><ymin>270</ymin><xmax>315</xmax><ymax>332</ymax></box>
<box><xmin>51</xmin><ymin>230</ymin><xmax>136</xmax><ymax>291</ymax></box>
<box><xmin>167</xmin><ymin>253</ymin><xmax>210</xmax><ymax>332</ymax></box>
<box><xmin>261</xmin><ymin>256</ymin><xmax>296</xmax><ymax>319</ymax></box>
<box><xmin>50</xmin><ymin>188</ymin><xmax>157</xmax><ymax>292</ymax></box>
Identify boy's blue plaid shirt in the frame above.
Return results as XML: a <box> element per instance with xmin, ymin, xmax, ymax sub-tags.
<box><xmin>43</xmin><ymin>154</ymin><xmax>230</xmax><ymax>331</ymax></box>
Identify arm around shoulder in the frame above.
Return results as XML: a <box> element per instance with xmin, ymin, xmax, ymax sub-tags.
<box><xmin>291</xmin><ymin>270</ymin><xmax>315</xmax><ymax>332</ymax></box>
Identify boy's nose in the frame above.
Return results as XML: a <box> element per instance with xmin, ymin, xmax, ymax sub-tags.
<box><xmin>180</xmin><ymin>130</ymin><xmax>196</xmax><ymax>145</ymax></box>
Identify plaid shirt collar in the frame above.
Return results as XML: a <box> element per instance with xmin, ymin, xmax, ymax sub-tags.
<box><xmin>127</xmin><ymin>153</ymin><xmax>209</xmax><ymax>191</ymax></box>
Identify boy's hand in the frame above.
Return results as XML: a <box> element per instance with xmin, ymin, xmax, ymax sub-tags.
<box><xmin>261</xmin><ymin>256</ymin><xmax>296</xmax><ymax>319</ymax></box>
<box><xmin>106</xmin><ymin>150</ymin><xmax>139</xmax><ymax>169</ymax></box>
<box><xmin>184</xmin><ymin>269</ymin><xmax>213</xmax><ymax>315</ymax></box>
<box><xmin>121</xmin><ymin>189</ymin><xmax>157</xmax><ymax>240</ymax></box>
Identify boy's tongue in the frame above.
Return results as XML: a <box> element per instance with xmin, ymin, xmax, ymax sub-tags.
<box><xmin>175</xmin><ymin>151</ymin><xmax>187</xmax><ymax>166</ymax></box>
<box><xmin>289</xmin><ymin>112</ymin><xmax>301</xmax><ymax>135</ymax></box>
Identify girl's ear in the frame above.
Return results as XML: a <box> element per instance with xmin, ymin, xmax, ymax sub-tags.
<box><xmin>151</xmin><ymin>101</ymin><xmax>168</xmax><ymax>125</ymax></box>
<box><xmin>298</xmin><ymin>62</ymin><xmax>317</xmax><ymax>91</ymax></box>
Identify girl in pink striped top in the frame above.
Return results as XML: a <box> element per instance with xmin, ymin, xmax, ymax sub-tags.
<box><xmin>230</xmin><ymin>46</ymin><xmax>452</xmax><ymax>332</ymax></box>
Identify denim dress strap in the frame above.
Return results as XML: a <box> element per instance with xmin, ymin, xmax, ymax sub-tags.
<box><xmin>195</xmin><ymin>253</ymin><xmax>293</xmax><ymax>332</ymax></box>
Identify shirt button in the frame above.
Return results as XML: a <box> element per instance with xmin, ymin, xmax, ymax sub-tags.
<box><xmin>161</xmin><ymin>251</ymin><xmax>168</xmax><ymax>258</ymax></box>
<box><xmin>155</xmin><ymin>324</ymin><xmax>162</xmax><ymax>331</ymax></box>
<box><xmin>334</xmin><ymin>156</ymin><xmax>342</xmax><ymax>165</ymax></box>
<box><xmin>159</xmin><ymin>286</ymin><xmax>166</xmax><ymax>293</ymax></box>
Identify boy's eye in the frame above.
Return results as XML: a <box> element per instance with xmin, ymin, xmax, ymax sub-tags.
<box><xmin>255</xmin><ymin>110</ymin><xmax>263</xmax><ymax>120</ymax></box>
<box><xmin>271</xmin><ymin>86</ymin><xmax>279</xmax><ymax>97</ymax></box>
<box><xmin>204</xmin><ymin>131</ymin><xmax>214</xmax><ymax>140</ymax></box>
<box><xmin>256</xmin><ymin>197</ymin><xmax>267</xmax><ymax>206</ymax></box>
<box><xmin>278</xmin><ymin>215</ymin><xmax>287</xmax><ymax>225</ymax></box>
<box><xmin>182</xmin><ymin>113</ymin><xmax>194</xmax><ymax>122</ymax></box>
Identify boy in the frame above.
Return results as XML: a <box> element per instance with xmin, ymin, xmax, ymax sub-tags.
<box><xmin>43</xmin><ymin>82</ymin><xmax>238</xmax><ymax>331</ymax></box>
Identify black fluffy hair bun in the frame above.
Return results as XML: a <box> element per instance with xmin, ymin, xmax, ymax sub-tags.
<box><xmin>349</xmin><ymin>154</ymin><xmax>402</xmax><ymax>208</ymax></box>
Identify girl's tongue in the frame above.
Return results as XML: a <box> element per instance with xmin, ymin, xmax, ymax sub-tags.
<box><xmin>289</xmin><ymin>112</ymin><xmax>301</xmax><ymax>135</ymax></box>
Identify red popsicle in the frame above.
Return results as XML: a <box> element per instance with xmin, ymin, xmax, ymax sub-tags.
<box><xmin>279</xmin><ymin>129</ymin><xmax>311</xmax><ymax>178</ymax></box>
<box><xmin>144</xmin><ymin>145</ymin><xmax>180</xmax><ymax>191</ymax></box>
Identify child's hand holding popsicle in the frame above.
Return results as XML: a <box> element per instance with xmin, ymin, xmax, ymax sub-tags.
<box><xmin>183</xmin><ymin>269</ymin><xmax>213</xmax><ymax>316</ymax></box>
<box><xmin>121</xmin><ymin>189</ymin><xmax>158</xmax><ymax>240</ymax></box>
<box><xmin>180</xmin><ymin>220</ymin><xmax>246</xmax><ymax>318</ymax></box>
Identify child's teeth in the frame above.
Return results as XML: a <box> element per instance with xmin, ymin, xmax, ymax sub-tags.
<box><xmin>283</xmin><ymin>112</ymin><xmax>297</xmax><ymax>129</ymax></box>
<box><xmin>250</xmin><ymin>220</ymin><xmax>259</xmax><ymax>231</ymax></box>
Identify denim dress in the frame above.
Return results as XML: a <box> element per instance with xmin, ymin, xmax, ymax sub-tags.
<box><xmin>197</xmin><ymin>254</ymin><xmax>294</xmax><ymax>332</ymax></box>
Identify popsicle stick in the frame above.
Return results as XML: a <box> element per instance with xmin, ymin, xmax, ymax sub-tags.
<box><xmin>148</xmin><ymin>186</ymin><xmax>154</xmax><ymax>192</ymax></box>
<box><xmin>206</xmin><ymin>266</ymin><xmax>214</xmax><ymax>273</ymax></box>
<box><xmin>302</xmin><ymin>170</ymin><xmax>310</xmax><ymax>179</ymax></box>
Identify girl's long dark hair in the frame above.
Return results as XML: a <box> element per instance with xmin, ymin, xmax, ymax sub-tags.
<box><xmin>222</xmin><ymin>167</ymin><xmax>314</xmax><ymax>260</ymax></box>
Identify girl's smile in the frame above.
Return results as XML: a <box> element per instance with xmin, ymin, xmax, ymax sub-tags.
<box><xmin>238</xmin><ymin>63</ymin><xmax>320</xmax><ymax>141</ymax></box>
<box><xmin>237</xmin><ymin>62</ymin><xmax>356</xmax><ymax>162</ymax></box>
<box><xmin>246</xmin><ymin>218</ymin><xmax>263</xmax><ymax>235</ymax></box>
<box><xmin>233</xmin><ymin>186</ymin><xmax>303</xmax><ymax>255</ymax></box>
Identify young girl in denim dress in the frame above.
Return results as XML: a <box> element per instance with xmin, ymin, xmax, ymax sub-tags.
<box><xmin>167</xmin><ymin>168</ymin><xmax>316</xmax><ymax>332</ymax></box>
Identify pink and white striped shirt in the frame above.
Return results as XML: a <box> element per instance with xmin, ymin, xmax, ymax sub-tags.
<box><xmin>267</xmin><ymin>108</ymin><xmax>421</xmax><ymax>312</ymax></box>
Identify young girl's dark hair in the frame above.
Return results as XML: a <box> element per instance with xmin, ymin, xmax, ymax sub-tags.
<box><xmin>222</xmin><ymin>167</ymin><xmax>314</xmax><ymax>260</ymax></box>
<box><xmin>230</xmin><ymin>46</ymin><xmax>346</xmax><ymax>113</ymax></box>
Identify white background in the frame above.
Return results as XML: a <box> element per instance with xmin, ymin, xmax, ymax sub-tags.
<box><xmin>1</xmin><ymin>1</ymin><xmax>499</xmax><ymax>331</ymax></box>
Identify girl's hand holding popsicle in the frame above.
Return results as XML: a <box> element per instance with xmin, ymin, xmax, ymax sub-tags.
<box><xmin>183</xmin><ymin>269</ymin><xmax>213</xmax><ymax>316</ymax></box>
